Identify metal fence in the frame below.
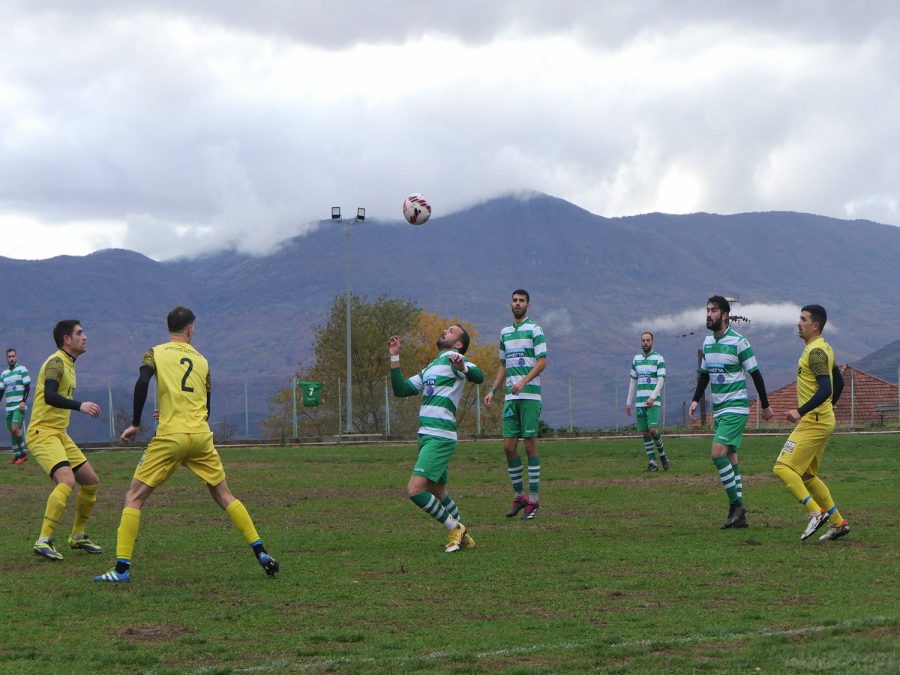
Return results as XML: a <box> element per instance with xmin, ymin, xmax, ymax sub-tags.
<box><xmin>3</xmin><ymin>367</ymin><xmax>898</xmax><ymax>448</ymax></box>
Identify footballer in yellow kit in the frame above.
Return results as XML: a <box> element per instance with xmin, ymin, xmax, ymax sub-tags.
<box><xmin>29</xmin><ymin>320</ymin><xmax>104</xmax><ymax>561</ymax></box>
<box><xmin>94</xmin><ymin>306</ymin><xmax>279</xmax><ymax>583</ymax></box>
<box><xmin>773</xmin><ymin>305</ymin><xmax>849</xmax><ymax>542</ymax></box>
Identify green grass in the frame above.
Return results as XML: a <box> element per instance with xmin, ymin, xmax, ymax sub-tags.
<box><xmin>0</xmin><ymin>434</ymin><xmax>897</xmax><ymax>673</ymax></box>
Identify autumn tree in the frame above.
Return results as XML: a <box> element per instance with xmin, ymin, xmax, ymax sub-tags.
<box><xmin>262</xmin><ymin>294</ymin><xmax>501</xmax><ymax>438</ymax></box>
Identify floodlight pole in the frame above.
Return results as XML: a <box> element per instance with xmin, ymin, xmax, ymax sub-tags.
<box><xmin>332</xmin><ymin>207</ymin><xmax>365</xmax><ymax>434</ymax></box>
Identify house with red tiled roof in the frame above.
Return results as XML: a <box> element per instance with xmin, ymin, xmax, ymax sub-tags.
<box><xmin>749</xmin><ymin>365</ymin><xmax>898</xmax><ymax>426</ymax></box>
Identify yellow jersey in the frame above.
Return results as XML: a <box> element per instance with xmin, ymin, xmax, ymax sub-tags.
<box><xmin>144</xmin><ymin>340</ymin><xmax>212</xmax><ymax>435</ymax></box>
<box><xmin>796</xmin><ymin>335</ymin><xmax>835</xmax><ymax>418</ymax></box>
<box><xmin>30</xmin><ymin>349</ymin><xmax>78</xmax><ymax>430</ymax></box>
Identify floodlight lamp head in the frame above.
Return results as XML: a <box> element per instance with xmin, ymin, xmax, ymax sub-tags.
<box><xmin>356</xmin><ymin>207</ymin><xmax>366</xmax><ymax>222</ymax></box>
<box><xmin>331</xmin><ymin>207</ymin><xmax>341</xmax><ymax>220</ymax></box>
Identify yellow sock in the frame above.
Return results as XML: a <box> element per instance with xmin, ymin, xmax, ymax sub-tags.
<box><xmin>71</xmin><ymin>482</ymin><xmax>100</xmax><ymax>537</ymax></box>
<box><xmin>773</xmin><ymin>464</ymin><xmax>821</xmax><ymax>513</ymax></box>
<box><xmin>116</xmin><ymin>507</ymin><xmax>142</xmax><ymax>561</ymax></box>
<box><xmin>225</xmin><ymin>499</ymin><xmax>260</xmax><ymax>545</ymax></box>
<box><xmin>40</xmin><ymin>483</ymin><xmax>73</xmax><ymax>540</ymax></box>
<box><xmin>804</xmin><ymin>476</ymin><xmax>844</xmax><ymax>525</ymax></box>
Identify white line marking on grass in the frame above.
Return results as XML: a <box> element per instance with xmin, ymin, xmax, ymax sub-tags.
<box><xmin>229</xmin><ymin>616</ymin><xmax>894</xmax><ymax>672</ymax></box>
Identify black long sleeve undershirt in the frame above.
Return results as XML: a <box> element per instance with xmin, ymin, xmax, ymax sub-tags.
<box><xmin>749</xmin><ymin>370</ymin><xmax>770</xmax><ymax>409</ymax></box>
<box><xmin>798</xmin><ymin>374</ymin><xmax>832</xmax><ymax>416</ymax></box>
<box><xmin>22</xmin><ymin>382</ymin><xmax>30</xmax><ymax>403</ymax></box>
<box><xmin>831</xmin><ymin>365</ymin><xmax>844</xmax><ymax>405</ymax></box>
<box><xmin>692</xmin><ymin>372</ymin><xmax>710</xmax><ymax>402</ymax></box>
<box><xmin>44</xmin><ymin>379</ymin><xmax>82</xmax><ymax>411</ymax></box>
<box><xmin>131</xmin><ymin>365</ymin><xmax>154</xmax><ymax>426</ymax></box>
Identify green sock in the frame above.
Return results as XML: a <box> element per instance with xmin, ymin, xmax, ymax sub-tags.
<box><xmin>507</xmin><ymin>456</ymin><xmax>524</xmax><ymax>496</ymax></box>
<box><xmin>713</xmin><ymin>456</ymin><xmax>740</xmax><ymax>504</ymax></box>
<box><xmin>643</xmin><ymin>435</ymin><xmax>656</xmax><ymax>463</ymax></box>
<box><xmin>527</xmin><ymin>455</ymin><xmax>541</xmax><ymax>502</ymax></box>
<box><xmin>410</xmin><ymin>492</ymin><xmax>456</xmax><ymax>529</ymax></box>
<box><xmin>441</xmin><ymin>494</ymin><xmax>460</xmax><ymax>521</ymax></box>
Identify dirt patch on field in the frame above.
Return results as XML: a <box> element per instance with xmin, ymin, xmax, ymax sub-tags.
<box><xmin>117</xmin><ymin>623</ymin><xmax>191</xmax><ymax>642</ymax></box>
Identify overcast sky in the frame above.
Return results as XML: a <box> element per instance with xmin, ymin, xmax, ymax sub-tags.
<box><xmin>2</xmin><ymin>1</ymin><xmax>897</xmax><ymax>260</ymax></box>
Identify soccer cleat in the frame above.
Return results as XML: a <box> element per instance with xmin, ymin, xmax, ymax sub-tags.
<box><xmin>721</xmin><ymin>503</ymin><xmax>745</xmax><ymax>529</ymax></box>
<box><xmin>819</xmin><ymin>520</ymin><xmax>850</xmax><ymax>541</ymax></box>
<box><xmin>68</xmin><ymin>534</ymin><xmax>103</xmax><ymax>554</ymax></box>
<box><xmin>94</xmin><ymin>569</ymin><xmax>130</xmax><ymax>583</ymax></box>
<box><xmin>461</xmin><ymin>532</ymin><xmax>477</xmax><ymax>549</ymax></box>
<box><xmin>800</xmin><ymin>510</ymin><xmax>829</xmax><ymax>541</ymax></box>
<box><xmin>12</xmin><ymin>453</ymin><xmax>29</xmax><ymax>465</ymax></box>
<box><xmin>522</xmin><ymin>501</ymin><xmax>539</xmax><ymax>520</ymax></box>
<box><xmin>646</xmin><ymin>463</ymin><xmax>659</xmax><ymax>472</ymax></box>
<box><xmin>660</xmin><ymin>455</ymin><xmax>670</xmax><ymax>471</ymax></box>
<box><xmin>505</xmin><ymin>496</ymin><xmax>529</xmax><ymax>518</ymax></box>
<box><xmin>257</xmin><ymin>552</ymin><xmax>280</xmax><ymax>576</ymax></box>
<box><xmin>33</xmin><ymin>540</ymin><xmax>64</xmax><ymax>560</ymax></box>
<box><xmin>729</xmin><ymin>511</ymin><xmax>749</xmax><ymax>528</ymax></box>
<box><xmin>445</xmin><ymin>523</ymin><xmax>467</xmax><ymax>553</ymax></box>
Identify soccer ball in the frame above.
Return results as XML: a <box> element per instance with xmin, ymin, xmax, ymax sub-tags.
<box><xmin>402</xmin><ymin>193</ymin><xmax>431</xmax><ymax>225</ymax></box>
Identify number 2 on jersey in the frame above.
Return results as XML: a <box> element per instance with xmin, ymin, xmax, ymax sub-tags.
<box><xmin>180</xmin><ymin>357</ymin><xmax>195</xmax><ymax>392</ymax></box>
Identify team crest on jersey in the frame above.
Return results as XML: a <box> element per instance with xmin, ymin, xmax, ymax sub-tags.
<box><xmin>424</xmin><ymin>378</ymin><xmax>435</xmax><ymax>397</ymax></box>
<box><xmin>780</xmin><ymin>440</ymin><xmax>796</xmax><ymax>454</ymax></box>
<box><xmin>717</xmin><ymin>374</ymin><xmax>726</xmax><ymax>384</ymax></box>
<box><xmin>644</xmin><ymin>376</ymin><xmax>653</xmax><ymax>384</ymax></box>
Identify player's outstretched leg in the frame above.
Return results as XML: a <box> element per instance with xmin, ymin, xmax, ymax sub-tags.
<box><xmin>224</xmin><ymin>499</ymin><xmax>280</xmax><ymax>576</ymax></box>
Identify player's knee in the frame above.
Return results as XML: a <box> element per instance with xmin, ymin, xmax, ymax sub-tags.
<box><xmin>773</xmin><ymin>463</ymin><xmax>794</xmax><ymax>480</ymax></box>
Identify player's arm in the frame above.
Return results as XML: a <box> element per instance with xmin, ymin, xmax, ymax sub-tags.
<box><xmin>484</xmin><ymin>362</ymin><xmax>506</xmax><ymax>407</ymax></box>
<box><xmin>749</xmin><ymin>369</ymin><xmax>774</xmax><ymax>419</ymax></box>
<box><xmin>22</xmin><ymin>382</ymin><xmax>30</xmax><ymax>404</ymax></box>
<box><xmin>122</xmin><ymin>350</ymin><xmax>156</xmax><ymax>442</ymax></box>
<box><xmin>793</xmin><ymin>348</ymin><xmax>832</xmax><ymax>417</ymax></box>
<box><xmin>831</xmin><ymin>365</ymin><xmax>844</xmax><ymax>405</ymax></box>
<box><xmin>625</xmin><ymin>377</ymin><xmax>636</xmax><ymax>415</ymax></box>
<box><xmin>647</xmin><ymin>365</ymin><xmax>665</xmax><ymax>407</ymax></box>
<box><xmin>388</xmin><ymin>336</ymin><xmax>421</xmax><ymax>397</ymax></box>
<box><xmin>451</xmin><ymin>355</ymin><xmax>484</xmax><ymax>384</ymax></box>
<box><xmin>689</xmin><ymin>372</ymin><xmax>710</xmax><ymax>417</ymax></box>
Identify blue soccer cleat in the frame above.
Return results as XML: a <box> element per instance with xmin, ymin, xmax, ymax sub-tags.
<box><xmin>258</xmin><ymin>552</ymin><xmax>280</xmax><ymax>576</ymax></box>
<box><xmin>94</xmin><ymin>569</ymin><xmax>130</xmax><ymax>583</ymax></box>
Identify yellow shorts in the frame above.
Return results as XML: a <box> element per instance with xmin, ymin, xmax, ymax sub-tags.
<box><xmin>29</xmin><ymin>427</ymin><xmax>87</xmax><ymax>476</ymax></box>
<box><xmin>134</xmin><ymin>432</ymin><xmax>226</xmax><ymax>488</ymax></box>
<box><xmin>776</xmin><ymin>415</ymin><xmax>835</xmax><ymax>475</ymax></box>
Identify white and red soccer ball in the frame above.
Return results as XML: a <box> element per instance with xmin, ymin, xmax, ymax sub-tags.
<box><xmin>402</xmin><ymin>193</ymin><xmax>431</xmax><ymax>225</ymax></box>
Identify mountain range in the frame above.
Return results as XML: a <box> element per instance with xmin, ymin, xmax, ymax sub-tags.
<box><xmin>3</xmin><ymin>192</ymin><xmax>899</xmax><ymax>440</ymax></box>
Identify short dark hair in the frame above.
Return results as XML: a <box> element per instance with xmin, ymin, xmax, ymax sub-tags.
<box><xmin>167</xmin><ymin>306</ymin><xmax>196</xmax><ymax>333</ymax></box>
<box><xmin>53</xmin><ymin>320</ymin><xmax>81</xmax><ymax>348</ymax></box>
<box><xmin>641</xmin><ymin>331</ymin><xmax>654</xmax><ymax>340</ymax></box>
<box><xmin>512</xmin><ymin>289</ymin><xmax>530</xmax><ymax>303</ymax></box>
<box><xmin>455</xmin><ymin>326</ymin><xmax>471</xmax><ymax>355</ymax></box>
<box><xmin>802</xmin><ymin>304</ymin><xmax>827</xmax><ymax>330</ymax></box>
<box><xmin>5</xmin><ymin>348</ymin><xmax>15</xmax><ymax>355</ymax></box>
<box><xmin>707</xmin><ymin>295</ymin><xmax>731</xmax><ymax>315</ymax></box>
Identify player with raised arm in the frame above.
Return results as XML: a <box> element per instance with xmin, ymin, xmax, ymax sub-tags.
<box><xmin>625</xmin><ymin>332</ymin><xmax>669</xmax><ymax>472</ymax></box>
<box><xmin>94</xmin><ymin>306</ymin><xmax>278</xmax><ymax>582</ymax></box>
<box><xmin>483</xmin><ymin>290</ymin><xmax>547</xmax><ymax>519</ymax></box>
<box><xmin>690</xmin><ymin>296</ymin><xmax>774</xmax><ymax>529</ymax></box>
<box><xmin>29</xmin><ymin>321</ymin><xmax>104</xmax><ymax>560</ymax></box>
<box><xmin>773</xmin><ymin>305</ymin><xmax>849</xmax><ymax>542</ymax></box>
<box><xmin>2</xmin><ymin>348</ymin><xmax>31</xmax><ymax>464</ymax></box>
<box><xmin>390</xmin><ymin>324</ymin><xmax>483</xmax><ymax>553</ymax></box>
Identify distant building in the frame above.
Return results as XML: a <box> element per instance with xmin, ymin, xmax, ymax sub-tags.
<box><xmin>748</xmin><ymin>365</ymin><xmax>899</xmax><ymax>425</ymax></box>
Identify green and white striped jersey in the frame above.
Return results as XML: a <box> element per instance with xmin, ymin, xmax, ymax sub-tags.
<box><xmin>392</xmin><ymin>351</ymin><xmax>484</xmax><ymax>440</ymax></box>
<box><xmin>499</xmin><ymin>317</ymin><xmax>547</xmax><ymax>401</ymax></box>
<box><xmin>630</xmin><ymin>351</ymin><xmax>665</xmax><ymax>407</ymax></box>
<box><xmin>700</xmin><ymin>328</ymin><xmax>759</xmax><ymax>418</ymax></box>
<box><xmin>1</xmin><ymin>364</ymin><xmax>31</xmax><ymax>413</ymax></box>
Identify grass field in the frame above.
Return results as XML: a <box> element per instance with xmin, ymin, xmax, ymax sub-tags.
<box><xmin>0</xmin><ymin>434</ymin><xmax>897</xmax><ymax>673</ymax></box>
